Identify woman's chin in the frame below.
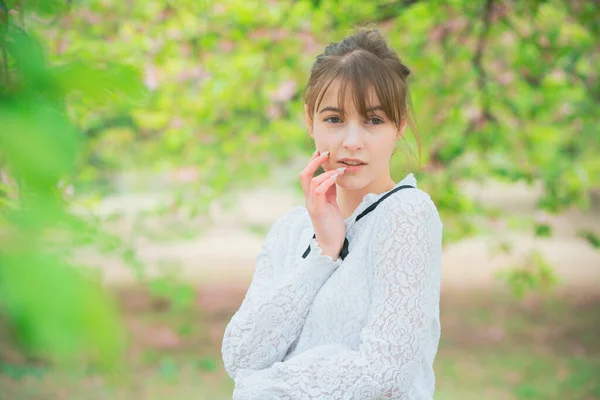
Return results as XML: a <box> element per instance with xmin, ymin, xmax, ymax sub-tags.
<box><xmin>335</xmin><ymin>175</ymin><xmax>363</xmax><ymax>188</ymax></box>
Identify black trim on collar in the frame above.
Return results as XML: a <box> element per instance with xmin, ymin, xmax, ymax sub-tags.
<box><xmin>301</xmin><ymin>184</ymin><xmax>415</xmax><ymax>260</ymax></box>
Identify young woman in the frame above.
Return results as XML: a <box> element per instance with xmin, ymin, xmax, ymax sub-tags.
<box><xmin>221</xmin><ymin>27</ymin><xmax>443</xmax><ymax>400</ymax></box>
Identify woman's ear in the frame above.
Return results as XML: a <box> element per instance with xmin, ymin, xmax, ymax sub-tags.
<box><xmin>397</xmin><ymin>119</ymin><xmax>407</xmax><ymax>141</ymax></box>
<box><xmin>304</xmin><ymin>104</ymin><xmax>314</xmax><ymax>138</ymax></box>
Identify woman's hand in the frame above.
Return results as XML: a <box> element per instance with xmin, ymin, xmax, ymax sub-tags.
<box><xmin>299</xmin><ymin>149</ymin><xmax>347</xmax><ymax>260</ymax></box>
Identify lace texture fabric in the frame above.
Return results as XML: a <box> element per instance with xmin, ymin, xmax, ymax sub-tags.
<box><xmin>221</xmin><ymin>173</ymin><xmax>443</xmax><ymax>400</ymax></box>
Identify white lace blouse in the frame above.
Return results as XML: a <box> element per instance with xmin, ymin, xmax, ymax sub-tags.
<box><xmin>221</xmin><ymin>173</ymin><xmax>443</xmax><ymax>400</ymax></box>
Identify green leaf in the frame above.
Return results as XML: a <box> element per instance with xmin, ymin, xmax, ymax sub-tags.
<box><xmin>4</xmin><ymin>25</ymin><xmax>51</xmax><ymax>89</ymax></box>
<box><xmin>6</xmin><ymin>0</ymin><xmax>70</xmax><ymax>16</ymax></box>
<box><xmin>158</xmin><ymin>357</ymin><xmax>179</xmax><ymax>382</ymax></box>
<box><xmin>0</xmin><ymin>250</ymin><xmax>126</xmax><ymax>370</ymax></box>
<box><xmin>51</xmin><ymin>62</ymin><xmax>147</xmax><ymax>104</ymax></box>
<box><xmin>0</xmin><ymin>99</ymin><xmax>81</xmax><ymax>192</ymax></box>
<box><xmin>535</xmin><ymin>224</ymin><xmax>552</xmax><ymax>237</ymax></box>
<box><xmin>577</xmin><ymin>230</ymin><xmax>600</xmax><ymax>249</ymax></box>
<box><xmin>196</xmin><ymin>357</ymin><xmax>217</xmax><ymax>372</ymax></box>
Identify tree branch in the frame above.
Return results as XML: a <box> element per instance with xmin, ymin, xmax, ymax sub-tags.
<box><xmin>84</xmin><ymin>115</ymin><xmax>139</xmax><ymax>139</ymax></box>
<box><xmin>376</xmin><ymin>0</ymin><xmax>421</xmax><ymax>22</ymax></box>
<box><xmin>473</xmin><ymin>0</ymin><xmax>495</xmax><ymax>123</ymax></box>
<box><xmin>0</xmin><ymin>0</ymin><xmax>8</xmax><ymax>86</ymax></box>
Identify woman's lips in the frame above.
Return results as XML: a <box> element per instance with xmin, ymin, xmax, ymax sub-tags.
<box><xmin>340</xmin><ymin>163</ymin><xmax>366</xmax><ymax>173</ymax></box>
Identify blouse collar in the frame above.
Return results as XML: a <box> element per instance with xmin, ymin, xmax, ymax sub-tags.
<box><xmin>344</xmin><ymin>172</ymin><xmax>417</xmax><ymax>225</ymax></box>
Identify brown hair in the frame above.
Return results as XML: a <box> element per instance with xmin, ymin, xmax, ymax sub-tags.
<box><xmin>303</xmin><ymin>26</ymin><xmax>421</xmax><ymax>162</ymax></box>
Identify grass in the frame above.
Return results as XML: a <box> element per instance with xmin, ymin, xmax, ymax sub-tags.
<box><xmin>434</xmin><ymin>289</ymin><xmax>600</xmax><ymax>400</ymax></box>
<box><xmin>1</xmin><ymin>284</ymin><xmax>599</xmax><ymax>400</ymax></box>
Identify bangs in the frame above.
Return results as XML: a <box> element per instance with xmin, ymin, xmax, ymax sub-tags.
<box><xmin>306</xmin><ymin>50</ymin><xmax>406</xmax><ymax>128</ymax></box>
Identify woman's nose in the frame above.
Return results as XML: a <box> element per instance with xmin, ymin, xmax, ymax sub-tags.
<box><xmin>342</xmin><ymin>124</ymin><xmax>364</xmax><ymax>149</ymax></box>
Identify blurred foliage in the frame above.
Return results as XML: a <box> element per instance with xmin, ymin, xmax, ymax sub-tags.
<box><xmin>35</xmin><ymin>0</ymin><xmax>598</xmax><ymax>223</ymax></box>
<box><xmin>496</xmin><ymin>249</ymin><xmax>560</xmax><ymax>299</ymax></box>
<box><xmin>0</xmin><ymin>0</ymin><xmax>599</xmax><ymax>379</ymax></box>
<box><xmin>578</xmin><ymin>229</ymin><xmax>600</xmax><ymax>249</ymax></box>
<box><xmin>0</xmin><ymin>0</ymin><xmax>145</xmax><ymax>372</ymax></box>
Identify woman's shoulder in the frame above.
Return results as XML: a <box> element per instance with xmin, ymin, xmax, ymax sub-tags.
<box><xmin>274</xmin><ymin>206</ymin><xmax>309</xmax><ymax>229</ymax></box>
<box><xmin>263</xmin><ymin>206</ymin><xmax>310</xmax><ymax>249</ymax></box>
<box><xmin>378</xmin><ymin>180</ymin><xmax>442</xmax><ymax>226</ymax></box>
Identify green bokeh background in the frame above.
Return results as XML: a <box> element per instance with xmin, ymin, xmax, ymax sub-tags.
<box><xmin>1</xmin><ymin>1</ymin><xmax>598</xmax><ymax>399</ymax></box>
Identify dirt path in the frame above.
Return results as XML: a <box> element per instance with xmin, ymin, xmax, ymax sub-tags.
<box><xmin>75</xmin><ymin>170</ymin><xmax>600</xmax><ymax>291</ymax></box>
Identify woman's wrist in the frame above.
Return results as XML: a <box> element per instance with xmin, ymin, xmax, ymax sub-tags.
<box><xmin>320</xmin><ymin>247</ymin><xmax>340</xmax><ymax>260</ymax></box>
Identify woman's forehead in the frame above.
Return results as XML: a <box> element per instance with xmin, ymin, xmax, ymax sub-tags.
<box><xmin>317</xmin><ymin>79</ymin><xmax>380</xmax><ymax>111</ymax></box>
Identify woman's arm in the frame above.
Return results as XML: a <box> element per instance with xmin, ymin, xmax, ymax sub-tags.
<box><xmin>221</xmin><ymin>206</ymin><xmax>343</xmax><ymax>381</ymax></box>
<box><xmin>231</xmin><ymin>191</ymin><xmax>443</xmax><ymax>400</ymax></box>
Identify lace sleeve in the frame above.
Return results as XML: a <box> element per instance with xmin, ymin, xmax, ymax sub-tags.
<box><xmin>231</xmin><ymin>191</ymin><xmax>443</xmax><ymax>400</ymax></box>
<box><xmin>221</xmin><ymin>207</ymin><xmax>343</xmax><ymax>381</ymax></box>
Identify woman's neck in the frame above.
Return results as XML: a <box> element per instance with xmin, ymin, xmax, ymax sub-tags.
<box><xmin>337</xmin><ymin>176</ymin><xmax>395</xmax><ymax>220</ymax></box>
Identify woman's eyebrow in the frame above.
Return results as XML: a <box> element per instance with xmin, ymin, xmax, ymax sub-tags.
<box><xmin>319</xmin><ymin>106</ymin><xmax>341</xmax><ymax>114</ymax></box>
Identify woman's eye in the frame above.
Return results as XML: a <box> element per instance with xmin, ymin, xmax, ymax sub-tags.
<box><xmin>323</xmin><ymin>116</ymin><xmax>383</xmax><ymax>124</ymax></box>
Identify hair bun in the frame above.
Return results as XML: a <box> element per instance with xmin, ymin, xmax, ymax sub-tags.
<box><xmin>401</xmin><ymin>64</ymin><xmax>411</xmax><ymax>77</ymax></box>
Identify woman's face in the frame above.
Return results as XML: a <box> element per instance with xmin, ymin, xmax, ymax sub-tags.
<box><xmin>305</xmin><ymin>79</ymin><xmax>403</xmax><ymax>189</ymax></box>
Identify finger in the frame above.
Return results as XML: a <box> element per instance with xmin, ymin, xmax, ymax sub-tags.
<box><xmin>325</xmin><ymin>178</ymin><xmax>338</xmax><ymax>206</ymax></box>
<box><xmin>310</xmin><ymin>168</ymin><xmax>344</xmax><ymax>194</ymax></box>
<box><xmin>299</xmin><ymin>151</ymin><xmax>330</xmax><ymax>196</ymax></box>
<box><xmin>307</xmin><ymin>169</ymin><xmax>340</xmax><ymax>210</ymax></box>
<box><xmin>312</xmin><ymin>171</ymin><xmax>340</xmax><ymax>214</ymax></box>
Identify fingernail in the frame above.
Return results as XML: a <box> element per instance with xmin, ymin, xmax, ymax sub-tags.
<box><xmin>330</xmin><ymin>173</ymin><xmax>339</xmax><ymax>180</ymax></box>
<box><xmin>336</xmin><ymin>167</ymin><xmax>346</xmax><ymax>173</ymax></box>
<box><xmin>312</xmin><ymin>149</ymin><xmax>319</xmax><ymax>157</ymax></box>
<box><xmin>321</xmin><ymin>151</ymin><xmax>330</xmax><ymax>157</ymax></box>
